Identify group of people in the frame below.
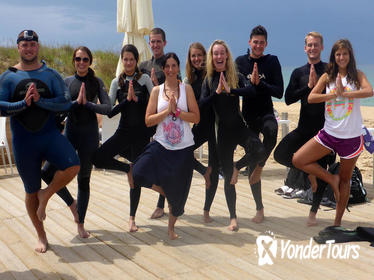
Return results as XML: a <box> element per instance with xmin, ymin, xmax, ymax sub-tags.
<box><xmin>0</xmin><ymin>26</ymin><xmax>372</xmax><ymax>253</ymax></box>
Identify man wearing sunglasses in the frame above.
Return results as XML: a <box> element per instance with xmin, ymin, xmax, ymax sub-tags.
<box><xmin>0</xmin><ymin>30</ymin><xmax>80</xmax><ymax>253</ymax></box>
<box><xmin>235</xmin><ymin>25</ymin><xmax>284</xmax><ymax>223</ymax></box>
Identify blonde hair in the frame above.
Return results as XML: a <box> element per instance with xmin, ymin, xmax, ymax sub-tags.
<box><xmin>304</xmin><ymin>31</ymin><xmax>323</xmax><ymax>46</ymax></box>
<box><xmin>206</xmin><ymin>40</ymin><xmax>238</xmax><ymax>89</ymax></box>
<box><xmin>185</xmin><ymin>42</ymin><xmax>206</xmax><ymax>84</ymax></box>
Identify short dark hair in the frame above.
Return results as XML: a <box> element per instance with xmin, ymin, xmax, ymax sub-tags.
<box><xmin>150</xmin><ymin>27</ymin><xmax>166</xmax><ymax>42</ymax></box>
<box><xmin>250</xmin><ymin>25</ymin><xmax>267</xmax><ymax>41</ymax></box>
<box><xmin>17</xmin><ymin>30</ymin><xmax>38</xmax><ymax>44</ymax></box>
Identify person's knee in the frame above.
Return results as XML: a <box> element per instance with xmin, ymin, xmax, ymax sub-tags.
<box><xmin>292</xmin><ymin>153</ymin><xmax>302</xmax><ymax>169</ymax></box>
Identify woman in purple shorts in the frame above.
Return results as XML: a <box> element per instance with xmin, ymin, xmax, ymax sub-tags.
<box><xmin>293</xmin><ymin>39</ymin><xmax>373</xmax><ymax>226</ymax></box>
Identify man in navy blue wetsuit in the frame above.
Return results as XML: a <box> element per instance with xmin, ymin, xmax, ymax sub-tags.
<box><xmin>0</xmin><ymin>30</ymin><xmax>80</xmax><ymax>253</ymax></box>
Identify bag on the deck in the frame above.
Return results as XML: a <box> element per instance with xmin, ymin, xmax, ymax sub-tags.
<box><xmin>326</xmin><ymin>163</ymin><xmax>367</xmax><ymax>204</ymax></box>
<box><xmin>284</xmin><ymin>167</ymin><xmax>310</xmax><ymax>191</ymax></box>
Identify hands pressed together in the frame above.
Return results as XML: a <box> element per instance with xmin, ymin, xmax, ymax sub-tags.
<box><xmin>24</xmin><ymin>82</ymin><xmax>40</xmax><ymax>106</ymax></box>
<box><xmin>126</xmin><ymin>81</ymin><xmax>138</xmax><ymax>102</ymax></box>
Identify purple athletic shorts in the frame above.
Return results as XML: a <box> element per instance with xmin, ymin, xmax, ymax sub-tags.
<box><xmin>314</xmin><ymin>129</ymin><xmax>363</xmax><ymax>159</ymax></box>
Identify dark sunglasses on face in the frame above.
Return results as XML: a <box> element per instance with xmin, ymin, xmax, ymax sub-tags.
<box><xmin>74</xmin><ymin>57</ymin><xmax>90</xmax><ymax>63</ymax></box>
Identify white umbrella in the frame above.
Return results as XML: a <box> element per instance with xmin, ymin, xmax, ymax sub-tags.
<box><xmin>116</xmin><ymin>0</ymin><xmax>154</xmax><ymax>77</ymax></box>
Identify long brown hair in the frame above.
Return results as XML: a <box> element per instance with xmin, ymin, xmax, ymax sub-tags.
<box><xmin>326</xmin><ymin>39</ymin><xmax>360</xmax><ymax>88</ymax></box>
<box><xmin>206</xmin><ymin>40</ymin><xmax>238</xmax><ymax>89</ymax></box>
<box><xmin>185</xmin><ymin>42</ymin><xmax>206</xmax><ymax>84</ymax></box>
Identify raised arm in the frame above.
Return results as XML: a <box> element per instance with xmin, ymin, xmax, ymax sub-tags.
<box><xmin>85</xmin><ymin>78</ymin><xmax>111</xmax><ymax>115</ymax></box>
<box><xmin>342</xmin><ymin>71</ymin><xmax>373</xmax><ymax>99</ymax></box>
<box><xmin>145</xmin><ymin>86</ymin><xmax>169</xmax><ymax>127</ymax></box>
<box><xmin>285</xmin><ymin>69</ymin><xmax>311</xmax><ymax>105</ymax></box>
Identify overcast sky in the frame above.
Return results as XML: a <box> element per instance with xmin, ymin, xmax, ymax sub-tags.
<box><xmin>1</xmin><ymin>0</ymin><xmax>374</xmax><ymax>68</ymax></box>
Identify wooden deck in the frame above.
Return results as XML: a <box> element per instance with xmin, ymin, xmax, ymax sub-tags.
<box><xmin>0</xmin><ymin>159</ymin><xmax>374</xmax><ymax>280</ymax></box>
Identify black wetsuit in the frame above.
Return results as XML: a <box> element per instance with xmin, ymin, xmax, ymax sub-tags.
<box><xmin>92</xmin><ymin>73</ymin><xmax>153</xmax><ymax>217</ymax></box>
<box><xmin>139</xmin><ymin>56</ymin><xmax>166</xmax><ymax>85</ymax></box>
<box><xmin>235</xmin><ymin>50</ymin><xmax>284</xmax><ymax>167</ymax></box>
<box><xmin>42</xmin><ymin>70</ymin><xmax>111</xmax><ymax>224</ymax></box>
<box><xmin>273</xmin><ymin>61</ymin><xmax>335</xmax><ymax>213</ymax></box>
<box><xmin>185</xmin><ymin>69</ymin><xmax>220</xmax><ymax>212</ymax></box>
<box><xmin>200</xmin><ymin>71</ymin><xmax>265</xmax><ymax>219</ymax></box>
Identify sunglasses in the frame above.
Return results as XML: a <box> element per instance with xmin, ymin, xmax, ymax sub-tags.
<box><xmin>74</xmin><ymin>57</ymin><xmax>90</xmax><ymax>63</ymax></box>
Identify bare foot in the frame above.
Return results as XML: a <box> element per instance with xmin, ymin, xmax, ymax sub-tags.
<box><xmin>252</xmin><ymin>208</ymin><xmax>264</xmax><ymax>223</ymax></box>
<box><xmin>203</xmin><ymin>210</ymin><xmax>213</xmax><ymax>223</ymax></box>
<box><xmin>77</xmin><ymin>223</ymin><xmax>90</xmax><ymax>238</ymax></box>
<box><xmin>204</xmin><ymin>166</ymin><xmax>212</xmax><ymax>189</ymax></box>
<box><xmin>35</xmin><ymin>233</ymin><xmax>48</xmax><ymax>253</ymax></box>
<box><xmin>330</xmin><ymin>174</ymin><xmax>340</xmax><ymax>203</ymax></box>
<box><xmin>127</xmin><ymin>164</ymin><xmax>134</xmax><ymax>189</ymax></box>
<box><xmin>307</xmin><ymin>211</ymin><xmax>317</xmax><ymax>227</ymax></box>
<box><xmin>309</xmin><ymin>174</ymin><xmax>318</xmax><ymax>193</ymax></box>
<box><xmin>168</xmin><ymin>230</ymin><xmax>179</xmax><ymax>240</ymax></box>
<box><xmin>37</xmin><ymin>188</ymin><xmax>48</xmax><ymax>221</ymax></box>
<box><xmin>129</xmin><ymin>217</ymin><xmax>138</xmax><ymax>232</ymax></box>
<box><xmin>150</xmin><ymin>207</ymin><xmax>164</xmax><ymax>219</ymax></box>
<box><xmin>69</xmin><ymin>200</ymin><xmax>79</xmax><ymax>223</ymax></box>
<box><xmin>230</xmin><ymin>166</ymin><xmax>239</xmax><ymax>185</ymax></box>
<box><xmin>228</xmin><ymin>218</ymin><xmax>238</xmax><ymax>231</ymax></box>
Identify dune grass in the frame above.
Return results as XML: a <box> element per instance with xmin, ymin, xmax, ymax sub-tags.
<box><xmin>0</xmin><ymin>44</ymin><xmax>119</xmax><ymax>89</ymax></box>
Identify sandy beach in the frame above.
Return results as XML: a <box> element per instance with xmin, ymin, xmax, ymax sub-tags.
<box><xmin>270</xmin><ymin>101</ymin><xmax>374</xmax><ymax>184</ymax></box>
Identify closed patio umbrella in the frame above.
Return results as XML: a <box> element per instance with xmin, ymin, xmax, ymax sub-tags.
<box><xmin>116</xmin><ymin>0</ymin><xmax>154</xmax><ymax>77</ymax></box>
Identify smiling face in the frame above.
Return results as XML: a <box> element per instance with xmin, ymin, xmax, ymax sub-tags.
<box><xmin>212</xmin><ymin>43</ymin><xmax>227</xmax><ymax>72</ymax></box>
<box><xmin>122</xmin><ymin>51</ymin><xmax>137</xmax><ymax>76</ymax></box>
<box><xmin>304</xmin><ymin>35</ymin><xmax>323</xmax><ymax>64</ymax></box>
<box><xmin>334</xmin><ymin>47</ymin><xmax>350</xmax><ymax>70</ymax></box>
<box><xmin>18</xmin><ymin>41</ymin><xmax>39</xmax><ymax>64</ymax></box>
<box><xmin>190</xmin><ymin>47</ymin><xmax>205</xmax><ymax>70</ymax></box>
<box><xmin>249</xmin><ymin>35</ymin><xmax>267</xmax><ymax>59</ymax></box>
<box><xmin>74</xmin><ymin>49</ymin><xmax>91</xmax><ymax>76</ymax></box>
<box><xmin>149</xmin><ymin>33</ymin><xmax>166</xmax><ymax>59</ymax></box>
<box><xmin>163</xmin><ymin>57</ymin><xmax>179</xmax><ymax>79</ymax></box>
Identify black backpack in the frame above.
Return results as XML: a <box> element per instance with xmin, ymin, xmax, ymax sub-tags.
<box><xmin>284</xmin><ymin>167</ymin><xmax>310</xmax><ymax>191</ymax></box>
<box><xmin>326</xmin><ymin>162</ymin><xmax>367</xmax><ymax>204</ymax></box>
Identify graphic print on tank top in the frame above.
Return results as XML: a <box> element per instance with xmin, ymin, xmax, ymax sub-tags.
<box><xmin>162</xmin><ymin>114</ymin><xmax>184</xmax><ymax>146</ymax></box>
<box><xmin>326</xmin><ymin>84</ymin><xmax>354</xmax><ymax>121</ymax></box>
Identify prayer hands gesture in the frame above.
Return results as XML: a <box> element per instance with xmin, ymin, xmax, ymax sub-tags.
<box><xmin>24</xmin><ymin>83</ymin><xmax>40</xmax><ymax>106</ymax></box>
<box><xmin>216</xmin><ymin>72</ymin><xmax>230</xmax><ymax>94</ymax></box>
<box><xmin>151</xmin><ymin>67</ymin><xmax>159</xmax><ymax>86</ymax></box>
<box><xmin>77</xmin><ymin>82</ymin><xmax>87</xmax><ymax>105</ymax></box>
<box><xmin>251</xmin><ymin>62</ymin><xmax>260</xmax><ymax>86</ymax></box>
<box><xmin>308</xmin><ymin>64</ymin><xmax>317</xmax><ymax>89</ymax></box>
<box><xmin>168</xmin><ymin>91</ymin><xmax>177</xmax><ymax>114</ymax></box>
<box><xmin>335</xmin><ymin>73</ymin><xmax>344</xmax><ymax>98</ymax></box>
<box><xmin>126</xmin><ymin>81</ymin><xmax>138</xmax><ymax>102</ymax></box>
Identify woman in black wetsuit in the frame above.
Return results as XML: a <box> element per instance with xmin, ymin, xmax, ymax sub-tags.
<box><xmin>200</xmin><ymin>40</ymin><xmax>265</xmax><ymax>231</ymax></box>
<box><xmin>42</xmin><ymin>46</ymin><xmax>111</xmax><ymax>238</ymax></box>
<box><xmin>92</xmin><ymin>44</ymin><xmax>154</xmax><ymax>232</ymax></box>
<box><xmin>184</xmin><ymin>42</ymin><xmax>219</xmax><ymax>223</ymax></box>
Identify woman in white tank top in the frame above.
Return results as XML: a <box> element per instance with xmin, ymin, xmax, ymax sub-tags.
<box><xmin>293</xmin><ymin>39</ymin><xmax>373</xmax><ymax>227</ymax></box>
<box><xmin>131</xmin><ymin>53</ymin><xmax>200</xmax><ymax>240</ymax></box>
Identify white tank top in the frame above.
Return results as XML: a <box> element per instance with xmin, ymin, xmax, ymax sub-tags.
<box><xmin>153</xmin><ymin>83</ymin><xmax>194</xmax><ymax>150</ymax></box>
<box><xmin>324</xmin><ymin>76</ymin><xmax>362</xmax><ymax>138</ymax></box>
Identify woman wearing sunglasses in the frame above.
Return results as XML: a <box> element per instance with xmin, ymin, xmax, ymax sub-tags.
<box><xmin>42</xmin><ymin>46</ymin><xmax>111</xmax><ymax>238</ymax></box>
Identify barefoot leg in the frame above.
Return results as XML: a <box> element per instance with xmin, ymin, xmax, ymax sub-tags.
<box><xmin>37</xmin><ymin>165</ymin><xmax>79</xmax><ymax>221</ymax></box>
<box><xmin>307</xmin><ymin>211</ymin><xmax>317</xmax><ymax>227</ymax></box>
<box><xmin>151</xmin><ymin>185</ymin><xmax>165</xmax><ymax>219</ymax></box>
<box><xmin>204</xmin><ymin>166</ymin><xmax>212</xmax><ymax>189</ymax></box>
<box><xmin>252</xmin><ymin>208</ymin><xmax>264</xmax><ymax>224</ymax></box>
<box><xmin>228</xmin><ymin>218</ymin><xmax>238</xmax><ymax>231</ymax></box>
<box><xmin>230</xmin><ymin>165</ymin><xmax>239</xmax><ymax>185</ymax></box>
<box><xmin>69</xmin><ymin>199</ymin><xmax>79</xmax><ymax>223</ymax></box>
<box><xmin>127</xmin><ymin>164</ymin><xmax>134</xmax><ymax>189</ymax></box>
<box><xmin>129</xmin><ymin>216</ymin><xmax>138</xmax><ymax>232</ymax></box>
<box><xmin>203</xmin><ymin>210</ymin><xmax>213</xmax><ymax>223</ymax></box>
<box><xmin>168</xmin><ymin>211</ymin><xmax>179</xmax><ymax>240</ymax></box>
<box><xmin>77</xmin><ymin>223</ymin><xmax>90</xmax><ymax>238</ymax></box>
<box><xmin>308</xmin><ymin>174</ymin><xmax>318</xmax><ymax>193</ymax></box>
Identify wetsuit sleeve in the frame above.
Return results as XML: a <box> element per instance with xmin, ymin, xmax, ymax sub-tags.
<box><xmin>85</xmin><ymin>78</ymin><xmax>111</xmax><ymax>115</ymax></box>
<box><xmin>0</xmin><ymin>72</ymin><xmax>27</xmax><ymax>116</ymax></box>
<box><xmin>199</xmin><ymin>79</ymin><xmax>215</xmax><ymax>108</ymax></box>
<box><xmin>108</xmin><ymin>78</ymin><xmax>118</xmax><ymax>106</ymax></box>
<box><xmin>285</xmin><ymin>68</ymin><xmax>310</xmax><ymax>105</ymax></box>
<box><xmin>107</xmin><ymin>99</ymin><xmax>128</xmax><ymax>118</ymax></box>
<box><xmin>257</xmin><ymin>56</ymin><xmax>284</xmax><ymax>99</ymax></box>
<box><xmin>35</xmin><ymin>70</ymin><xmax>72</xmax><ymax>112</ymax></box>
<box><xmin>143</xmin><ymin>74</ymin><xmax>154</xmax><ymax>96</ymax></box>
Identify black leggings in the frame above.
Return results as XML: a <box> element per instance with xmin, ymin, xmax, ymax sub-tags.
<box><xmin>92</xmin><ymin>128</ymin><xmax>149</xmax><ymax>217</ymax></box>
<box><xmin>217</xmin><ymin>125</ymin><xmax>265</xmax><ymax>219</ymax></box>
<box><xmin>274</xmin><ymin>128</ymin><xmax>335</xmax><ymax>213</ymax></box>
<box><xmin>41</xmin><ymin>121</ymin><xmax>99</xmax><ymax>224</ymax></box>
<box><xmin>156</xmin><ymin>123</ymin><xmax>220</xmax><ymax>212</ymax></box>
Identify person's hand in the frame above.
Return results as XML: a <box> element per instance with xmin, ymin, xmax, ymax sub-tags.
<box><xmin>81</xmin><ymin>82</ymin><xmax>87</xmax><ymax>105</ymax></box>
<box><xmin>169</xmin><ymin>91</ymin><xmax>177</xmax><ymax>114</ymax></box>
<box><xmin>77</xmin><ymin>82</ymin><xmax>85</xmax><ymax>104</ymax></box>
<box><xmin>216</xmin><ymin>72</ymin><xmax>224</xmax><ymax>94</ymax></box>
<box><xmin>30</xmin><ymin>83</ymin><xmax>40</xmax><ymax>102</ymax></box>
<box><xmin>151</xmin><ymin>67</ymin><xmax>159</xmax><ymax>86</ymax></box>
<box><xmin>336</xmin><ymin>73</ymin><xmax>344</xmax><ymax>98</ymax></box>
<box><xmin>24</xmin><ymin>83</ymin><xmax>33</xmax><ymax>106</ymax></box>
<box><xmin>220</xmin><ymin>72</ymin><xmax>230</xmax><ymax>93</ymax></box>
<box><xmin>129</xmin><ymin>81</ymin><xmax>138</xmax><ymax>102</ymax></box>
<box><xmin>308</xmin><ymin>64</ymin><xmax>317</xmax><ymax>89</ymax></box>
<box><xmin>127</xmin><ymin>80</ymin><xmax>133</xmax><ymax>101</ymax></box>
<box><xmin>251</xmin><ymin>62</ymin><xmax>260</xmax><ymax>85</ymax></box>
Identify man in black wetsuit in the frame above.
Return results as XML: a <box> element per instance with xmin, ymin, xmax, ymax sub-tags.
<box><xmin>235</xmin><ymin>25</ymin><xmax>283</xmax><ymax>223</ymax></box>
<box><xmin>274</xmin><ymin>31</ymin><xmax>334</xmax><ymax>226</ymax></box>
